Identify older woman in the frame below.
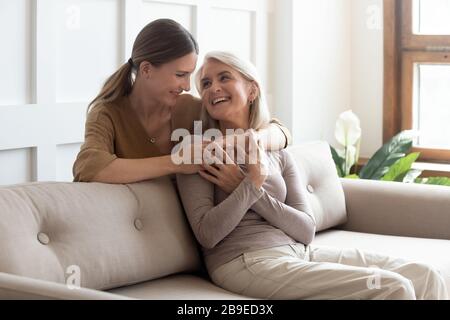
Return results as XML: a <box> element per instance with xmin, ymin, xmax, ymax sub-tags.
<box><xmin>176</xmin><ymin>51</ymin><xmax>448</xmax><ymax>300</ymax></box>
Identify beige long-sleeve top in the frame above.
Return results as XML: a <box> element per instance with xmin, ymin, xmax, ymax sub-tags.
<box><xmin>73</xmin><ymin>94</ymin><xmax>292</xmax><ymax>182</ymax></box>
<box><xmin>176</xmin><ymin>149</ymin><xmax>316</xmax><ymax>275</ymax></box>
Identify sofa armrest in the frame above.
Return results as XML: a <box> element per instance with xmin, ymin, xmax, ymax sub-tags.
<box><xmin>338</xmin><ymin>178</ymin><xmax>450</xmax><ymax>240</ymax></box>
<box><xmin>0</xmin><ymin>272</ymin><xmax>133</xmax><ymax>300</ymax></box>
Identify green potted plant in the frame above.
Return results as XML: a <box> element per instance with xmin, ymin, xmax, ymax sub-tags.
<box><xmin>330</xmin><ymin>110</ymin><xmax>450</xmax><ymax>186</ymax></box>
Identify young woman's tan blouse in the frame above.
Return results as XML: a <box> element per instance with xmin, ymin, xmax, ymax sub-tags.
<box><xmin>72</xmin><ymin>94</ymin><xmax>292</xmax><ymax>182</ymax></box>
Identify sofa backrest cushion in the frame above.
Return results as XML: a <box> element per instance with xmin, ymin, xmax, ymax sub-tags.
<box><xmin>0</xmin><ymin>177</ymin><xmax>201</xmax><ymax>291</ymax></box>
<box><xmin>287</xmin><ymin>141</ymin><xmax>347</xmax><ymax>231</ymax></box>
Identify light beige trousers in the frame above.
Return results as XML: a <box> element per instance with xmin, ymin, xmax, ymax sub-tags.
<box><xmin>210</xmin><ymin>243</ymin><xmax>448</xmax><ymax>300</ymax></box>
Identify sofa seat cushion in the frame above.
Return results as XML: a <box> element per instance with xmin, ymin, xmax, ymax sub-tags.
<box><xmin>313</xmin><ymin>229</ymin><xmax>450</xmax><ymax>290</ymax></box>
<box><xmin>107</xmin><ymin>274</ymin><xmax>253</xmax><ymax>300</ymax></box>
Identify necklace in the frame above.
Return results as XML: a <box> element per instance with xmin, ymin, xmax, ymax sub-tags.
<box><xmin>148</xmin><ymin>137</ymin><xmax>156</xmax><ymax>144</ymax></box>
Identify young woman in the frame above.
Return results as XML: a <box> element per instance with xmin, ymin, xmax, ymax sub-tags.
<box><xmin>73</xmin><ymin>19</ymin><xmax>290</xmax><ymax>183</ymax></box>
<box><xmin>176</xmin><ymin>51</ymin><xmax>448</xmax><ymax>300</ymax></box>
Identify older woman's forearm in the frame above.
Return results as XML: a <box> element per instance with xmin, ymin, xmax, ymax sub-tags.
<box><xmin>251</xmin><ymin>192</ymin><xmax>316</xmax><ymax>245</ymax></box>
<box><xmin>177</xmin><ymin>175</ymin><xmax>263</xmax><ymax>249</ymax></box>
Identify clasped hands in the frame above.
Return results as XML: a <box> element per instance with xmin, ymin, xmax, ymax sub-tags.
<box><xmin>179</xmin><ymin>130</ymin><xmax>267</xmax><ymax>193</ymax></box>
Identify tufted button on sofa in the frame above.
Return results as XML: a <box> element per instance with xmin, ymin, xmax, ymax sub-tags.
<box><xmin>0</xmin><ymin>141</ymin><xmax>449</xmax><ymax>299</ymax></box>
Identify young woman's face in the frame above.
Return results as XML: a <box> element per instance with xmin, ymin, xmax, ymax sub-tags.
<box><xmin>142</xmin><ymin>52</ymin><xmax>198</xmax><ymax>107</ymax></box>
<box><xmin>199</xmin><ymin>59</ymin><xmax>254</xmax><ymax>124</ymax></box>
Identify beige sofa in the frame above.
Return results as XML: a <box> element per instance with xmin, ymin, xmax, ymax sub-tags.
<box><xmin>1</xmin><ymin>141</ymin><xmax>449</xmax><ymax>300</ymax></box>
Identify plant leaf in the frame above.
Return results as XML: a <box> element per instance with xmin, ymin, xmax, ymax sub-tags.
<box><xmin>381</xmin><ymin>152</ymin><xmax>421</xmax><ymax>182</ymax></box>
<box><xmin>344</xmin><ymin>174</ymin><xmax>359</xmax><ymax>179</ymax></box>
<box><xmin>403</xmin><ymin>169</ymin><xmax>423</xmax><ymax>183</ymax></box>
<box><xmin>359</xmin><ymin>132</ymin><xmax>413</xmax><ymax>180</ymax></box>
<box><xmin>416</xmin><ymin>177</ymin><xmax>450</xmax><ymax>186</ymax></box>
<box><xmin>330</xmin><ymin>145</ymin><xmax>345</xmax><ymax>177</ymax></box>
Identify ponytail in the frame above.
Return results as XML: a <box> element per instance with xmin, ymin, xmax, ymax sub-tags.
<box><xmin>87</xmin><ymin>61</ymin><xmax>134</xmax><ymax>113</ymax></box>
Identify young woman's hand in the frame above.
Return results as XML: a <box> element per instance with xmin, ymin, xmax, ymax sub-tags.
<box><xmin>199</xmin><ymin>142</ymin><xmax>245</xmax><ymax>194</ymax></box>
<box><xmin>212</xmin><ymin>130</ymin><xmax>260</xmax><ymax>156</ymax></box>
<box><xmin>172</xmin><ymin>136</ymin><xmax>209</xmax><ymax>175</ymax></box>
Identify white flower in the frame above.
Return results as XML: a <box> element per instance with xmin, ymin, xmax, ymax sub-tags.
<box><xmin>334</xmin><ymin>110</ymin><xmax>362</xmax><ymax>176</ymax></box>
<box><xmin>344</xmin><ymin>145</ymin><xmax>356</xmax><ymax>176</ymax></box>
<box><xmin>335</xmin><ymin>110</ymin><xmax>361</xmax><ymax>147</ymax></box>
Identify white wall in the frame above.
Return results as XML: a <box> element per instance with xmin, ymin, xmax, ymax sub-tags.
<box><xmin>350</xmin><ymin>0</ymin><xmax>383</xmax><ymax>159</ymax></box>
<box><xmin>294</xmin><ymin>0</ymin><xmax>352</xmax><ymax>145</ymax></box>
<box><xmin>272</xmin><ymin>0</ymin><xmax>294</xmax><ymax>131</ymax></box>
<box><xmin>273</xmin><ymin>0</ymin><xmax>352</xmax><ymax>145</ymax></box>
<box><xmin>273</xmin><ymin>0</ymin><xmax>384</xmax><ymax>160</ymax></box>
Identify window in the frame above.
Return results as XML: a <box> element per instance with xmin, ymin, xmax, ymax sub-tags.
<box><xmin>384</xmin><ymin>0</ymin><xmax>450</xmax><ymax>163</ymax></box>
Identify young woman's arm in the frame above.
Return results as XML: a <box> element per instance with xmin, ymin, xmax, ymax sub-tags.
<box><xmin>73</xmin><ymin>106</ymin><xmax>199</xmax><ymax>183</ymax></box>
<box><xmin>91</xmin><ymin>156</ymin><xmax>198</xmax><ymax>184</ymax></box>
<box><xmin>214</xmin><ymin>120</ymin><xmax>291</xmax><ymax>153</ymax></box>
<box><xmin>258</xmin><ymin>119</ymin><xmax>292</xmax><ymax>151</ymax></box>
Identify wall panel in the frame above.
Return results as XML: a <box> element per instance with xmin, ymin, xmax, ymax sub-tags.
<box><xmin>0</xmin><ymin>0</ymin><xmax>32</xmax><ymax>105</ymax></box>
<box><xmin>0</xmin><ymin>148</ymin><xmax>33</xmax><ymax>186</ymax></box>
<box><xmin>56</xmin><ymin>143</ymin><xmax>83</xmax><ymax>182</ymax></box>
<box><xmin>54</xmin><ymin>0</ymin><xmax>121</xmax><ymax>103</ymax></box>
<box><xmin>206</xmin><ymin>8</ymin><xmax>254</xmax><ymax>62</ymax></box>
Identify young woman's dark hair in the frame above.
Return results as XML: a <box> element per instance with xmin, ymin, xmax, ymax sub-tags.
<box><xmin>88</xmin><ymin>19</ymin><xmax>199</xmax><ymax>111</ymax></box>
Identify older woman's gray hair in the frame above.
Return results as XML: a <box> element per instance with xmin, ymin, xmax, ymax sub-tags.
<box><xmin>195</xmin><ymin>51</ymin><xmax>271</xmax><ymax>131</ymax></box>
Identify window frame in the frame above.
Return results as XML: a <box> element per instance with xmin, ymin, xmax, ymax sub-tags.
<box><xmin>402</xmin><ymin>0</ymin><xmax>450</xmax><ymax>49</ymax></box>
<box><xmin>384</xmin><ymin>0</ymin><xmax>450</xmax><ymax>164</ymax></box>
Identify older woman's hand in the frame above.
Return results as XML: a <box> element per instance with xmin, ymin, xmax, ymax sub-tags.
<box><xmin>199</xmin><ymin>130</ymin><xmax>268</xmax><ymax>193</ymax></box>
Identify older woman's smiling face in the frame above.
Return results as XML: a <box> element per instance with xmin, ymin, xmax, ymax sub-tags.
<box><xmin>199</xmin><ymin>58</ymin><xmax>254</xmax><ymax>124</ymax></box>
